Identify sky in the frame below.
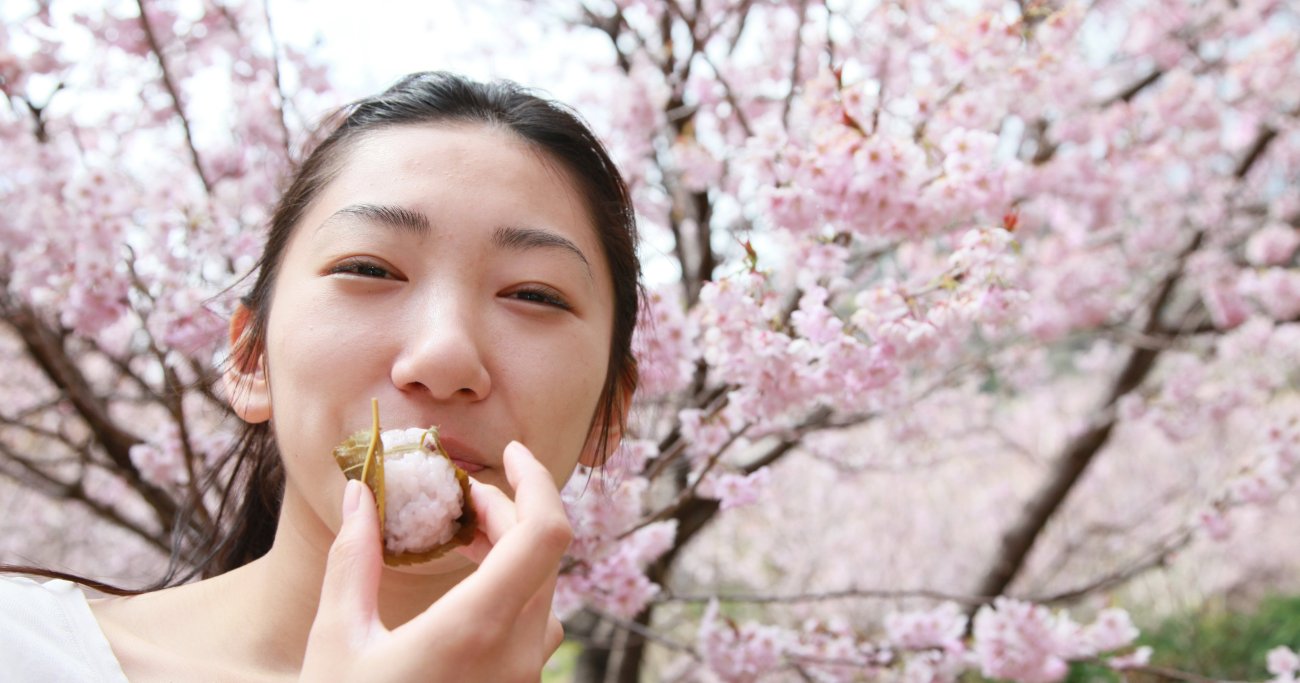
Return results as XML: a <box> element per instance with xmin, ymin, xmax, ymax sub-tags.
<box><xmin>268</xmin><ymin>0</ymin><xmax>612</xmax><ymax>104</ymax></box>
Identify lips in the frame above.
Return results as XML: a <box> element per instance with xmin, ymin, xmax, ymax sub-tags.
<box><xmin>349</xmin><ymin>408</ymin><xmax>493</xmax><ymax>473</ymax></box>
<box><xmin>435</xmin><ymin>435</ymin><xmax>489</xmax><ymax>473</ymax></box>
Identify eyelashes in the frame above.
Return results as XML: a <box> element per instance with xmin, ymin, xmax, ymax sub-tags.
<box><xmin>508</xmin><ymin>286</ymin><xmax>572</xmax><ymax>311</ymax></box>
<box><xmin>328</xmin><ymin>258</ymin><xmax>573</xmax><ymax>311</ymax></box>
<box><xmin>328</xmin><ymin>258</ymin><xmax>397</xmax><ymax>279</ymax></box>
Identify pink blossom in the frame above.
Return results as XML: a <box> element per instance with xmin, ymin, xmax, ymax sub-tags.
<box><xmin>552</xmin><ymin>574</ymin><xmax>589</xmax><ymax>621</ymax></box>
<box><xmin>1108</xmin><ymin>646</ymin><xmax>1152</xmax><ymax>669</ymax></box>
<box><xmin>672</xmin><ymin>137</ymin><xmax>725</xmax><ymax>192</ymax></box>
<box><xmin>698</xmin><ymin>468</ymin><xmax>772</xmax><ymax>511</ymax></box>
<box><xmin>585</xmin><ymin>551</ymin><xmax>661</xmax><ymax>619</ymax></box>
<box><xmin>633</xmin><ymin>289</ymin><xmax>696</xmax><ymax>398</ymax></box>
<box><xmin>1197</xmin><ymin>508</ymin><xmax>1234</xmax><ymax>541</ymax></box>
<box><xmin>564</xmin><ymin>480</ymin><xmax>639</xmax><ymax>553</ymax></box>
<box><xmin>1239</xmin><ymin>269</ymin><xmax>1300</xmax><ymax>321</ymax></box>
<box><xmin>972</xmin><ymin>598</ymin><xmax>1079</xmax><ymax>683</ymax></box>
<box><xmin>605</xmin><ymin>438</ymin><xmax>657</xmax><ymax>479</ymax></box>
<box><xmin>1080</xmin><ymin>608</ymin><xmax>1139</xmax><ymax>653</ymax></box>
<box><xmin>129</xmin><ymin>438</ymin><xmax>185</xmax><ymax>487</ymax></box>
<box><xmin>698</xmin><ymin>600</ymin><xmax>789</xmax><ymax>682</ymax></box>
<box><xmin>149</xmin><ymin>287</ymin><xmax>227</xmax><ymax>357</ymax></box>
<box><xmin>1246</xmin><ymin>224</ymin><xmax>1300</xmax><ymax>266</ymax></box>
<box><xmin>791</xmin><ymin>287</ymin><xmax>843</xmax><ymax>346</ymax></box>
<box><xmin>624</xmin><ymin>521</ymin><xmax>677</xmax><ymax>566</ymax></box>
<box><xmin>1269</xmin><ymin>646</ymin><xmax>1300</xmax><ymax>679</ymax></box>
<box><xmin>885</xmin><ymin>602</ymin><xmax>967</xmax><ymax>653</ymax></box>
<box><xmin>680</xmin><ymin>408</ymin><xmax>734</xmax><ymax>462</ymax></box>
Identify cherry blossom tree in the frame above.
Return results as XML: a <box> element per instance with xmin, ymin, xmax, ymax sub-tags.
<box><xmin>3</xmin><ymin>0</ymin><xmax>1299</xmax><ymax>681</ymax></box>
<box><xmin>1</xmin><ymin>0</ymin><xmax>327</xmax><ymax>580</ymax></box>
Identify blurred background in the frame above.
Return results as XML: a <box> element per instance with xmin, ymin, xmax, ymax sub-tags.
<box><xmin>2</xmin><ymin>0</ymin><xmax>1299</xmax><ymax>680</ymax></box>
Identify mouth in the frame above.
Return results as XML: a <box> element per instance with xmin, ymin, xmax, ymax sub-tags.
<box><xmin>438</xmin><ymin>435</ymin><xmax>488</xmax><ymax>473</ymax></box>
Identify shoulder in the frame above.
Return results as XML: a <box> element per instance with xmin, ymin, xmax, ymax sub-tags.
<box><xmin>0</xmin><ymin>576</ymin><xmax>128</xmax><ymax>683</ymax></box>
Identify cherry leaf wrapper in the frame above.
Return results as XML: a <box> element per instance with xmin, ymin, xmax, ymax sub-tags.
<box><xmin>332</xmin><ymin>401</ymin><xmax>477</xmax><ymax>566</ymax></box>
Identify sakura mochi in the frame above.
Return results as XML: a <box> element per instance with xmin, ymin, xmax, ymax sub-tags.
<box><xmin>332</xmin><ymin>401</ymin><xmax>476</xmax><ymax>566</ymax></box>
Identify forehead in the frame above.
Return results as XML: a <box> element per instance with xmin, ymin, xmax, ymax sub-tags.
<box><xmin>310</xmin><ymin>123</ymin><xmax>608</xmax><ymax>273</ymax></box>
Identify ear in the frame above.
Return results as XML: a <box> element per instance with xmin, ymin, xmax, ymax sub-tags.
<box><xmin>224</xmin><ymin>303</ymin><xmax>272</xmax><ymax>424</ymax></box>
<box><xmin>579</xmin><ymin>382</ymin><xmax>633</xmax><ymax>468</ymax></box>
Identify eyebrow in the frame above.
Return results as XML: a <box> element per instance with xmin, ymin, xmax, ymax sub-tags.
<box><xmin>492</xmin><ymin>225</ymin><xmax>592</xmax><ymax>279</ymax></box>
<box><xmin>325</xmin><ymin>203</ymin><xmax>431</xmax><ymax>234</ymax></box>
<box><xmin>321</xmin><ymin>203</ymin><xmax>592</xmax><ymax>279</ymax></box>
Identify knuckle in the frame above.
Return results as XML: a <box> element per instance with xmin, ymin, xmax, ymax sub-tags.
<box><xmin>531</xmin><ymin>515</ymin><xmax>573</xmax><ymax>552</ymax></box>
<box><xmin>547</xmin><ymin>620</ymin><xmax>565</xmax><ymax>653</ymax></box>
<box><xmin>460</xmin><ymin>621</ymin><xmax>507</xmax><ymax>653</ymax></box>
<box><xmin>506</xmin><ymin>663</ymin><xmax>542</xmax><ymax>683</ymax></box>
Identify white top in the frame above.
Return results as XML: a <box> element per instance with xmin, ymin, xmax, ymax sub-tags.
<box><xmin>0</xmin><ymin>576</ymin><xmax>128</xmax><ymax>682</ymax></box>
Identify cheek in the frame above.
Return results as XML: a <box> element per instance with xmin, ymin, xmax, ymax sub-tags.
<box><xmin>502</xmin><ymin>328</ymin><xmax>610</xmax><ymax>467</ymax></box>
<box><xmin>263</xmin><ymin>297</ymin><xmax>387</xmax><ymax>457</ymax></box>
<box><xmin>267</xmin><ymin>292</ymin><xmax>387</xmax><ymax>389</ymax></box>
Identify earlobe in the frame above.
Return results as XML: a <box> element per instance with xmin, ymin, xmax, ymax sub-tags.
<box><xmin>224</xmin><ymin>303</ymin><xmax>272</xmax><ymax>425</ymax></box>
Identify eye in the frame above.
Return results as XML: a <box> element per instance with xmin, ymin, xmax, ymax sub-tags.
<box><xmin>328</xmin><ymin>258</ymin><xmax>399</xmax><ymax>280</ymax></box>
<box><xmin>507</xmin><ymin>285</ymin><xmax>572</xmax><ymax>311</ymax></box>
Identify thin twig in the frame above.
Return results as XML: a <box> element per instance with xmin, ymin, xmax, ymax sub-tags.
<box><xmin>258</xmin><ymin>0</ymin><xmax>295</xmax><ymax>160</ymax></box>
<box><xmin>659</xmin><ymin>586</ymin><xmax>993</xmax><ymax>606</ymax></box>
<box><xmin>781</xmin><ymin>0</ymin><xmax>809</xmax><ymax>127</ymax></box>
<box><xmin>1029</xmin><ymin>529</ymin><xmax>1196</xmax><ymax>604</ymax></box>
<box><xmin>134</xmin><ymin>0</ymin><xmax>212</xmax><ymax>193</ymax></box>
<box><xmin>696</xmin><ymin>49</ymin><xmax>754</xmax><ymax>137</ymax></box>
<box><xmin>0</xmin><ymin>445</ymin><xmax>169</xmax><ymax>555</ymax></box>
<box><xmin>582</xmin><ymin>607</ymin><xmax>699</xmax><ymax>656</ymax></box>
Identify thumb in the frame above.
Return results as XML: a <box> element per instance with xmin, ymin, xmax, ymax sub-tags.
<box><xmin>314</xmin><ymin>479</ymin><xmax>384</xmax><ymax>641</ymax></box>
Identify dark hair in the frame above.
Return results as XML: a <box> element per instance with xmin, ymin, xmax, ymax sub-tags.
<box><xmin>6</xmin><ymin>72</ymin><xmax>641</xmax><ymax>590</ymax></box>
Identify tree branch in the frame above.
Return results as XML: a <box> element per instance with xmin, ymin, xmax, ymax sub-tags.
<box><xmin>134</xmin><ymin>0</ymin><xmax>212</xmax><ymax>193</ymax></box>
<box><xmin>970</xmin><ymin>228</ymin><xmax>1204</xmax><ymax>605</ymax></box>
<box><xmin>1104</xmin><ymin>68</ymin><xmax>1164</xmax><ymax>106</ymax></box>
<box><xmin>0</xmin><ymin>294</ymin><xmax>182</xmax><ymax>534</ymax></box>
<box><xmin>0</xmin><ymin>445</ymin><xmax>169</xmax><ymax>556</ymax></box>
<box><xmin>1028</xmin><ymin>529</ymin><xmax>1195</xmax><ymax>604</ymax></box>
<box><xmin>258</xmin><ymin>0</ymin><xmax>295</xmax><ymax>160</ymax></box>
<box><xmin>659</xmin><ymin>585</ymin><xmax>992</xmax><ymax>606</ymax></box>
<box><xmin>781</xmin><ymin>0</ymin><xmax>809</xmax><ymax>127</ymax></box>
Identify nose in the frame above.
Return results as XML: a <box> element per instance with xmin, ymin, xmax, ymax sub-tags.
<box><xmin>389</xmin><ymin>297</ymin><xmax>491</xmax><ymax>402</ymax></box>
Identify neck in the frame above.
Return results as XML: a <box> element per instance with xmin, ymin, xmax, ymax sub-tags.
<box><xmin>109</xmin><ymin>486</ymin><xmax>476</xmax><ymax>676</ymax></box>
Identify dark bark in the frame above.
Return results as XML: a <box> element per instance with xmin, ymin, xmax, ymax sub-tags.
<box><xmin>0</xmin><ymin>298</ymin><xmax>181</xmax><ymax>535</ymax></box>
<box><xmin>971</xmin><ymin>229</ymin><xmax>1201</xmax><ymax>604</ymax></box>
<box><xmin>969</xmin><ymin>121</ymin><xmax>1281</xmax><ymax>604</ymax></box>
<box><xmin>601</xmin><ymin>496</ymin><xmax>720</xmax><ymax>683</ymax></box>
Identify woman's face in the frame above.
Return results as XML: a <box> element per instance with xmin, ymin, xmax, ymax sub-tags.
<box><xmin>250</xmin><ymin>123</ymin><xmax>614</xmax><ymax>555</ymax></box>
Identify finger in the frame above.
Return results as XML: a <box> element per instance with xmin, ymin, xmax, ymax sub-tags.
<box><xmin>451</xmin><ymin>479</ymin><xmax>516</xmax><ymax>566</ymax></box>
<box><xmin>524</xmin><ymin>572</ymin><xmax>564</xmax><ymax>658</ymax></box>
<box><xmin>468</xmin><ymin>477</ymin><xmax>518</xmax><ymax>543</ymax></box>
<box><xmin>503</xmin><ymin>441</ymin><xmax>567</xmax><ymax>526</ymax></box>
<box><xmin>544</xmin><ymin>613</ymin><xmax>565</xmax><ymax>658</ymax></box>
<box><xmin>452</xmin><ymin>533</ymin><xmax>492</xmax><ymax>566</ymax></box>
<box><xmin>313</xmin><ymin>479</ymin><xmax>384</xmax><ymax>641</ymax></box>
<box><xmin>453</xmin><ymin>442</ymin><xmax>572</xmax><ymax>620</ymax></box>
<box><xmin>520</xmin><ymin>571</ymin><xmax>560</xmax><ymax>644</ymax></box>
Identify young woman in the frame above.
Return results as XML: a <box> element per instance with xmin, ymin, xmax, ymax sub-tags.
<box><xmin>0</xmin><ymin>71</ymin><xmax>641</xmax><ymax>682</ymax></box>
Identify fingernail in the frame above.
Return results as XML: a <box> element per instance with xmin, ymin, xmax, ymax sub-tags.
<box><xmin>505</xmin><ymin>440</ymin><xmax>529</xmax><ymax>461</ymax></box>
<box><xmin>342</xmin><ymin>479</ymin><xmax>362</xmax><ymax>519</ymax></box>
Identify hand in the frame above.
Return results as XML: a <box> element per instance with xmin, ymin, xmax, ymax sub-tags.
<box><xmin>300</xmin><ymin>441</ymin><xmax>571</xmax><ymax>682</ymax></box>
